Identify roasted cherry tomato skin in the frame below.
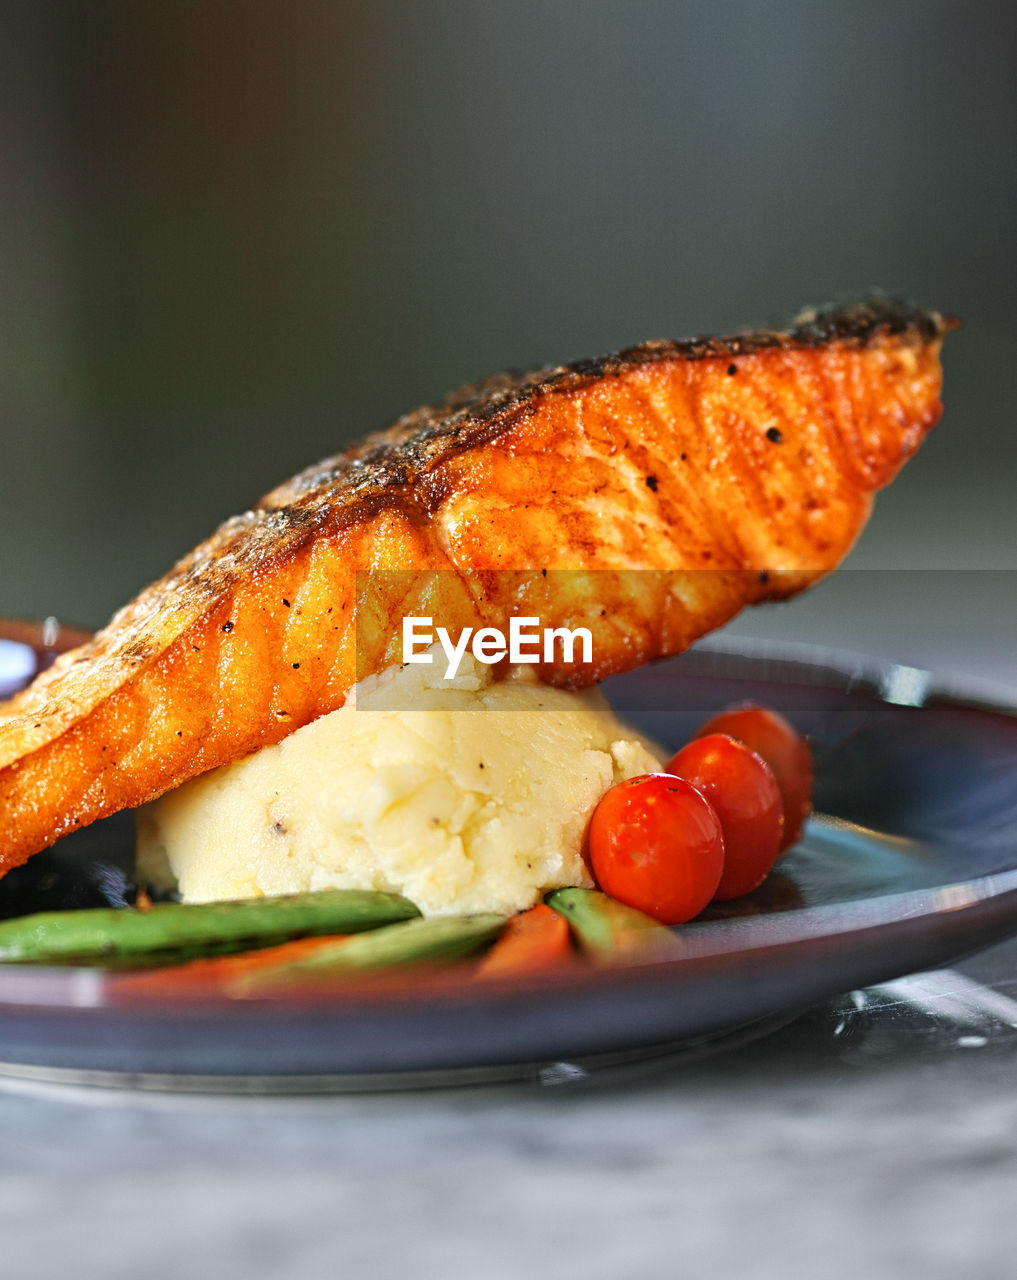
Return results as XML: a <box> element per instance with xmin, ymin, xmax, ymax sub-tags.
<box><xmin>665</xmin><ymin>734</ymin><xmax>783</xmax><ymax>901</ymax></box>
<box><xmin>696</xmin><ymin>704</ymin><xmax>813</xmax><ymax>851</ymax></box>
<box><xmin>587</xmin><ymin>774</ymin><xmax>725</xmax><ymax>925</ymax></box>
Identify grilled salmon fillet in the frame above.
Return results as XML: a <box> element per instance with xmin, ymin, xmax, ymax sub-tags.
<box><xmin>0</xmin><ymin>298</ymin><xmax>953</xmax><ymax>876</ymax></box>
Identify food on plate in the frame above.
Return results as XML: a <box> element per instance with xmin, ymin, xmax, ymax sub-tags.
<box><xmin>473</xmin><ymin>904</ymin><xmax>573</xmax><ymax>980</ymax></box>
<box><xmin>0</xmin><ymin>298</ymin><xmax>953</xmax><ymax>880</ymax></box>
<box><xmin>0</xmin><ymin>887</ymin><xmax>417</xmax><ymax>966</ymax></box>
<box><xmin>665</xmin><ymin>734</ymin><xmax>784</xmax><ymax>900</ymax></box>
<box><xmin>586</xmin><ymin>773</ymin><xmax>725</xmax><ymax>924</ymax></box>
<box><xmin>545</xmin><ymin>887</ymin><xmax>683</xmax><ymax>963</ymax></box>
<box><xmin>112</xmin><ymin>935</ymin><xmax>359</xmax><ymax>998</ymax></box>
<box><xmin>695</xmin><ymin>704</ymin><xmax>813</xmax><ymax>850</ymax></box>
<box><xmin>136</xmin><ymin>651</ymin><xmax>663</xmax><ymax>916</ymax></box>
<box><xmin>227</xmin><ymin>914</ymin><xmax>508</xmax><ymax>990</ymax></box>
<box><xmin>0</xmin><ymin>689</ymin><xmax>819</xmax><ymax>976</ymax></box>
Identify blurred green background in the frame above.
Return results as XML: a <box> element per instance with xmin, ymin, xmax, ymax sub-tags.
<box><xmin>1</xmin><ymin>1</ymin><xmax>1014</xmax><ymax>639</ymax></box>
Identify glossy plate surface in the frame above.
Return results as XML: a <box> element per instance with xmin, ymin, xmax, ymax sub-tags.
<box><xmin>1</xmin><ymin>629</ymin><xmax>1017</xmax><ymax>1091</ymax></box>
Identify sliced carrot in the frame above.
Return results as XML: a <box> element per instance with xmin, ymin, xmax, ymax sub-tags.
<box><xmin>473</xmin><ymin>904</ymin><xmax>573</xmax><ymax>980</ymax></box>
<box><xmin>113</xmin><ymin>934</ymin><xmax>352</xmax><ymax>997</ymax></box>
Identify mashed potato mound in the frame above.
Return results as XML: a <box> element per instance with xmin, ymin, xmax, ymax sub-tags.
<box><xmin>137</xmin><ymin>651</ymin><xmax>663</xmax><ymax>917</ymax></box>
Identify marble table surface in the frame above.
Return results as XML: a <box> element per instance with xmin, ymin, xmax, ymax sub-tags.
<box><xmin>4</xmin><ymin>936</ymin><xmax>1017</xmax><ymax>1280</ymax></box>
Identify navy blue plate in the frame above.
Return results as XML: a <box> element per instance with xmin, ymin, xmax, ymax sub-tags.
<box><xmin>1</xmin><ymin>626</ymin><xmax>1016</xmax><ymax>1091</ymax></box>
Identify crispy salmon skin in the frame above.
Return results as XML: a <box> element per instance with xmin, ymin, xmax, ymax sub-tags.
<box><xmin>0</xmin><ymin>298</ymin><xmax>954</xmax><ymax>875</ymax></box>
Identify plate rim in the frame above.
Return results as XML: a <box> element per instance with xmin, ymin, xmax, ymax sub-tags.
<box><xmin>1</xmin><ymin>635</ymin><xmax>1017</xmax><ymax>1084</ymax></box>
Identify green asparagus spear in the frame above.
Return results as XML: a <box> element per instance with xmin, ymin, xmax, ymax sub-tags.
<box><xmin>0</xmin><ymin>889</ymin><xmax>420</xmax><ymax>966</ymax></box>
<box><xmin>545</xmin><ymin>888</ymin><xmax>682</xmax><ymax>963</ymax></box>
<box><xmin>229</xmin><ymin>913</ymin><xmax>507</xmax><ymax>990</ymax></box>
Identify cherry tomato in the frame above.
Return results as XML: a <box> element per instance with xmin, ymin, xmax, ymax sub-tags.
<box><xmin>666</xmin><ymin>734</ymin><xmax>783</xmax><ymax>900</ymax></box>
<box><xmin>695</xmin><ymin>704</ymin><xmax>813</xmax><ymax>851</ymax></box>
<box><xmin>587</xmin><ymin>774</ymin><xmax>724</xmax><ymax>925</ymax></box>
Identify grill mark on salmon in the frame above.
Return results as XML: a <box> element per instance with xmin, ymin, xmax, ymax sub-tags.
<box><xmin>0</xmin><ymin>298</ymin><xmax>955</xmax><ymax>875</ymax></box>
